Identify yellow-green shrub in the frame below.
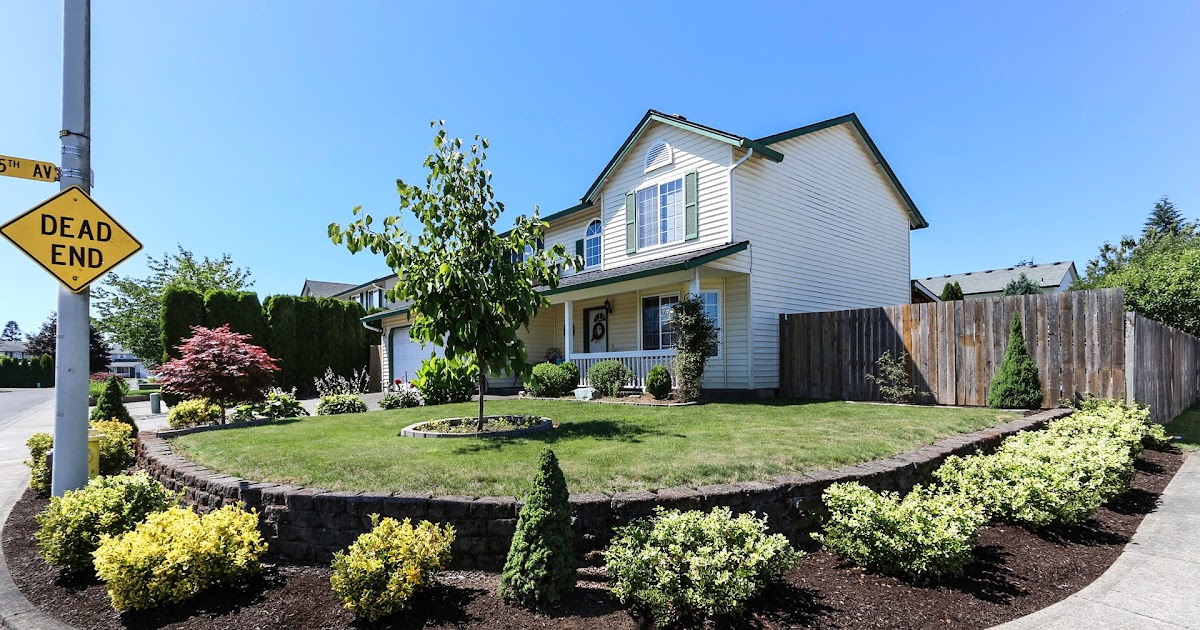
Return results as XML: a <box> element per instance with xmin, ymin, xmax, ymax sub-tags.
<box><xmin>35</xmin><ymin>472</ymin><xmax>176</xmax><ymax>573</ymax></box>
<box><xmin>92</xmin><ymin>504</ymin><xmax>266</xmax><ymax>611</ymax></box>
<box><xmin>167</xmin><ymin>398</ymin><xmax>223</xmax><ymax>428</ymax></box>
<box><xmin>90</xmin><ymin>419</ymin><xmax>137</xmax><ymax>475</ymax></box>
<box><xmin>24</xmin><ymin>433</ymin><xmax>54</xmax><ymax>495</ymax></box>
<box><xmin>330</xmin><ymin>516</ymin><xmax>455</xmax><ymax>621</ymax></box>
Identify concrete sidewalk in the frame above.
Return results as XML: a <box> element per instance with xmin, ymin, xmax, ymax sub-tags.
<box><xmin>992</xmin><ymin>452</ymin><xmax>1200</xmax><ymax>630</ymax></box>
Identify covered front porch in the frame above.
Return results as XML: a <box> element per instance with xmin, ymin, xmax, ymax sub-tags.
<box><xmin>518</xmin><ymin>242</ymin><xmax>751</xmax><ymax>391</ymax></box>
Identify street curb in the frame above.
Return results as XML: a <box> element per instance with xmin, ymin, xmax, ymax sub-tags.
<box><xmin>0</xmin><ymin>476</ymin><xmax>72</xmax><ymax>630</ymax></box>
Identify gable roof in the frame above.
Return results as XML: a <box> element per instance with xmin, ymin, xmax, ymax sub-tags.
<box><xmin>0</xmin><ymin>340</ymin><xmax>26</xmax><ymax>354</ymax></box>
<box><xmin>756</xmin><ymin>113</ymin><xmax>928</xmax><ymax>230</ymax></box>
<box><xmin>301</xmin><ymin>279</ymin><xmax>357</xmax><ymax>298</ymax></box>
<box><xmin>918</xmin><ymin>261</ymin><xmax>1078</xmax><ymax>297</ymax></box>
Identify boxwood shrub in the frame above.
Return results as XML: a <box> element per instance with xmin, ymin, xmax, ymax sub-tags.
<box><xmin>330</xmin><ymin>516</ymin><xmax>455</xmax><ymax>621</ymax></box>
<box><xmin>645</xmin><ymin>365</ymin><xmax>672</xmax><ymax>399</ymax></box>
<box><xmin>587</xmin><ymin>359</ymin><xmax>633</xmax><ymax>398</ymax></box>
<box><xmin>605</xmin><ymin>507</ymin><xmax>800</xmax><ymax>626</ymax></box>
<box><xmin>526</xmin><ymin>362</ymin><xmax>576</xmax><ymax>398</ymax></box>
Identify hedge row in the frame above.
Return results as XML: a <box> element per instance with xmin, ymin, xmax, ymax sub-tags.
<box><xmin>160</xmin><ymin>288</ymin><xmax>372</xmax><ymax>394</ymax></box>
<box><xmin>0</xmin><ymin>354</ymin><xmax>54</xmax><ymax>388</ymax></box>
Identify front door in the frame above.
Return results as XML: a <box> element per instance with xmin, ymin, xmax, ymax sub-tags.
<box><xmin>584</xmin><ymin>306</ymin><xmax>608</xmax><ymax>353</ymax></box>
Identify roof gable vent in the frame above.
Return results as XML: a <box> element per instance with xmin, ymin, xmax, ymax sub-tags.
<box><xmin>643</xmin><ymin>140</ymin><xmax>673</xmax><ymax>173</ymax></box>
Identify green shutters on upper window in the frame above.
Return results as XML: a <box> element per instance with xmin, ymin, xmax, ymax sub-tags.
<box><xmin>684</xmin><ymin>170</ymin><xmax>698</xmax><ymax>241</ymax></box>
<box><xmin>625</xmin><ymin>192</ymin><xmax>637</xmax><ymax>254</ymax></box>
<box><xmin>575</xmin><ymin>239</ymin><xmax>584</xmax><ymax>258</ymax></box>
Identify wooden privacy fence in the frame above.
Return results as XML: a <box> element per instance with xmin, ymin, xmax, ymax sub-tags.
<box><xmin>779</xmin><ymin>288</ymin><xmax>1200</xmax><ymax>423</ymax></box>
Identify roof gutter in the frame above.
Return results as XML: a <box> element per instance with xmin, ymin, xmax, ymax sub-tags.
<box><xmin>728</xmin><ymin>148</ymin><xmax>753</xmax><ymax>242</ymax></box>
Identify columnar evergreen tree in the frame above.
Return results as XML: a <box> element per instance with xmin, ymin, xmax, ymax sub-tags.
<box><xmin>499</xmin><ymin>448</ymin><xmax>577</xmax><ymax>607</ymax></box>
<box><xmin>670</xmin><ymin>295</ymin><xmax>719</xmax><ymax>403</ymax></box>
<box><xmin>987</xmin><ymin>313</ymin><xmax>1043</xmax><ymax>409</ymax></box>
<box><xmin>160</xmin><ymin>286</ymin><xmax>206</xmax><ymax>363</ymax></box>
<box><xmin>1002</xmin><ymin>272</ymin><xmax>1043</xmax><ymax>296</ymax></box>
<box><xmin>90</xmin><ymin>376</ymin><xmax>136</xmax><ymax>435</ymax></box>
<box><xmin>939</xmin><ymin>282</ymin><xmax>964</xmax><ymax>301</ymax></box>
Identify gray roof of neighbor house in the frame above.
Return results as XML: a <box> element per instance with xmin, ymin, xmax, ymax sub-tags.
<box><xmin>0</xmin><ymin>340</ymin><xmax>26</xmax><ymax>353</ymax></box>
<box><xmin>301</xmin><ymin>279</ymin><xmax>358</xmax><ymax>298</ymax></box>
<box><xmin>918</xmin><ymin>261</ymin><xmax>1078</xmax><ymax>297</ymax></box>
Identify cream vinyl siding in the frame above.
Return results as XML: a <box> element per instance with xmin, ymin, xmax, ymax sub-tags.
<box><xmin>734</xmin><ymin>123</ymin><xmax>913</xmax><ymax>389</ymax></box>
<box><xmin>599</xmin><ymin>122</ymin><xmax>731</xmax><ymax>269</ymax></box>
<box><xmin>542</xmin><ymin>211</ymin><xmax>599</xmax><ymax>276</ymax></box>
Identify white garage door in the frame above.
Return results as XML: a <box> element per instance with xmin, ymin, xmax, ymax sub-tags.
<box><xmin>390</xmin><ymin>327</ymin><xmax>442</xmax><ymax>385</ymax></box>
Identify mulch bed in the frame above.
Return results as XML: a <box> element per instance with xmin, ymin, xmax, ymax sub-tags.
<box><xmin>3</xmin><ymin>448</ymin><xmax>1184</xmax><ymax>629</ymax></box>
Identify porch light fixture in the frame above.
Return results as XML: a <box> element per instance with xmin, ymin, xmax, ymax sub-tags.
<box><xmin>604</xmin><ymin>299</ymin><xmax>613</xmax><ymax>314</ymax></box>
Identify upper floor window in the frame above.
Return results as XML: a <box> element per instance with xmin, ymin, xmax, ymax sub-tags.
<box><xmin>636</xmin><ymin>178</ymin><xmax>684</xmax><ymax>250</ymax></box>
<box><xmin>644</xmin><ymin>140</ymin><xmax>673</xmax><ymax>172</ymax></box>
<box><xmin>584</xmin><ymin>219</ymin><xmax>602</xmax><ymax>268</ymax></box>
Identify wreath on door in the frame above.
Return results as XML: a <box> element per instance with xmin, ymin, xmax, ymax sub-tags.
<box><xmin>590</xmin><ymin>321</ymin><xmax>606</xmax><ymax>343</ymax></box>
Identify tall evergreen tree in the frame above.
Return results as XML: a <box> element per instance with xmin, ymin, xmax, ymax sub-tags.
<box><xmin>499</xmin><ymin>448</ymin><xmax>577</xmax><ymax>607</ymax></box>
<box><xmin>1003</xmin><ymin>273</ymin><xmax>1043</xmax><ymax>296</ymax></box>
<box><xmin>1143</xmin><ymin>196</ymin><xmax>1192</xmax><ymax>238</ymax></box>
<box><xmin>939</xmin><ymin>282</ymin><xmax>964</xmax><ymax>301</ymax></box>
<box><xmin>987</xmin><ymin>313</ymin><xmax>1043</xmax><ymax>409</ymax></box>
<box><xmin>1</xmin><ymin>321</ymin><xmax>21</xmax><ymax>342</ymax></box>
<box><xmin>24</xmin><ymin>313</ymin><xmax>111</xmax><ymax>372</ymax></box>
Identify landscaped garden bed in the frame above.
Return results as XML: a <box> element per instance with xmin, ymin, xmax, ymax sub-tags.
<box><xmin>4</xmin><ymin>446</ymin><xmax>1183</xmax><ymax>629</ymax></box>
<box><xmin>401</xmin><ymin>415</ymin><xmax>552</xmax><ymax>438</ymax></box>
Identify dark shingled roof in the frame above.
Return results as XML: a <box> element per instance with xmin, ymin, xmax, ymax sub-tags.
<box><xmin>546</xmin><ymin>241</ymin><xmax>749</xmax><ymax>294</ymax></box>
<box><xmin>301</xmin><ymin>279</ymin><xmax>358</xmax><ymax>298</ymax></box>
<box><xmin>918</xmin><ymin>261</ymin><xmax>1078</xmax><ymax>297</ymax></box>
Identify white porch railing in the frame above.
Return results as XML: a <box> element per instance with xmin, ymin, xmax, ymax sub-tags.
<box><xmin>571</xmin><ymin>350</ymin><xmax>676</xmax><ymax>390</ymax></box>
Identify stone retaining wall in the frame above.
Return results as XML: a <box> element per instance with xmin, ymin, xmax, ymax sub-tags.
<box><xmin>136</xmin><ymin>408</ymin><xmax>1072</xmax><ymax>569</ymax></box>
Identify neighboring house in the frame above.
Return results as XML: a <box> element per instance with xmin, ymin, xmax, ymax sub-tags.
<box><xmin>916</xmin><ymin>261</ymin><xmax>1079</xmax><ymax>300</ymax></box>
<box><xmin>342</xmin><ymin>109</ymin><xmax>927</xmax><ymax>395</ymax></box>
<box><xmin>108</xmin><ymin>346</ymin><xmax>149</xmax><ymax>379</ymax></box>
<box><xmin>911</xmin><ymin>280</ymin><xmax>941</xmax><ymax>304</ymax></box>
<box><xmin>0</xmin><ymin>340</ymin><xmax>26</xmax><ymax>359</ymax></box>
<box><xmin>300</xmin><ymin>276</ymin><xmax>401</xmax><ymax>311</ymax></box>
<box><xmin>300</xmin><ymin>279</ymin><xmax>358</xmax><ymax>299</ymax></box>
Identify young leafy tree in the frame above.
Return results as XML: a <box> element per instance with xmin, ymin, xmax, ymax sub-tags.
<box><xmin>987</xmin><ymin>313</ymin><xmax>1043</xmax><ymax>409</ymax></box>
<box><xmin>1</xmin><ymin>321</ymin><xmax>21</xmax><ymax>342</ymax></box>
<box><xmin>156</xmin><ymin>325</ymin><xmax>279</xmax><ymax>421</ymax></box>
<box><xmin>24</xmin><ymin>313</ymin><xmax>111</xmax><ymax>372</ymax></box>
<box><xmin>1002</xmin><ymin>272</ymin><xmax>1043</xmax><ymax>296</ymax></box>
<box><xmin>93</xmin><ymin>245</ymin><xmax>253</xmax><ymax>367</ymax></box>
<box><xmin>499</xmin><ymin>448</ymin><xmax>577</xmax><ymax>607</ymax></box>
<box><xmin>938</xmin><ymin>282</ymin><xmax>964</xmax><ymax>301</ymax></box>
<box><xmin>329</xmin><ymin>122</ymin><xmax>581</xmax><ymax>430</ymax></box>
<box><xmin>90</xmin><ymin>376</ymin><xmax>136</xmax><ymax>435</ymax></box>
<box><xmin>669</xmin><ymin>295</ymin><xmax>718</xmax><ymax>403</ymax></box>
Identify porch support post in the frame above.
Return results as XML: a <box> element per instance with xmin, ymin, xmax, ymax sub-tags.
<box><xmin>563</xmin><ymin>300</ymin><xmax>574</xmax><ymax>360</ymax></box>
<box><xmin>689</xmin><ymin>268</ymin><xmax>700</xmax><ymax>297</ymax></box>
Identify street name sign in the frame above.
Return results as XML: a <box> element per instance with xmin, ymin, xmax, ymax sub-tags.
<box><xmin>0</xmin><ymin>154</ymin><xmax>58</xmax><ymax>182</ymax></box>
<box><xmin>0</xmin><ymin>186</ymin><xmax>141</xmax><ymax>292</ymax></box>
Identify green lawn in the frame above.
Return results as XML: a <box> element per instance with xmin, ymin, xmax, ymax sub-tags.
<box><xmin>1165</xmin><ymin>405</ymin><xmax>1200</xmax><ymax>451</ymax></box>
<box><xmin>170</xmin><ymin>400</ymin><xmax>1019</xmax><ymax>497</ymax></box>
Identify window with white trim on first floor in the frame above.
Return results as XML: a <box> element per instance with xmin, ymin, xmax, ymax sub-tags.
<box><xmin>636</xmin><ymin>177</ymin><xmax>684</xmax><ymax>250</ymax></box>
<box><xmin>641</xmin><ymin>293</ymin><xmax>680</xmax><ymax>351</ymax></box>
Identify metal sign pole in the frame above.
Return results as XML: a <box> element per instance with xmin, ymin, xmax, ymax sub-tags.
<box><xmin>51</xmin><ymin>0</ymin><xmax>91</xmax><ymax>496</ymax></box>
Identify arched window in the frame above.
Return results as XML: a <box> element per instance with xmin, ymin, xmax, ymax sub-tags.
<box><xmin>585</xmin><ymin>219</ymin><xmax>602</xmax><ymax>268</ymax></box>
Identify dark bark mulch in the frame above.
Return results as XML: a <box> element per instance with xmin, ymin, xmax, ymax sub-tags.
<box><xmin>3</xmin><ymin>448</ymin><xmax>1183</xmax><ymax>629</ymax></box>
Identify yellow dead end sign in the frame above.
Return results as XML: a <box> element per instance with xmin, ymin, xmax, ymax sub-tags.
<box><xmin>1</xmin><ymin>186</ymin><xmax>142</xmax><ymax>292</ymax></box>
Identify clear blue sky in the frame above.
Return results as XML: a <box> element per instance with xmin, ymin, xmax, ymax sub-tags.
<box><xmin>2</xmin><ymin>1</ymin><xmax>1196</xmax><ymax>337</ymax></box>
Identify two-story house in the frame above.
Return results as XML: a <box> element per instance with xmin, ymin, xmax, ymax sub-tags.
<box><xmin>315</xmin><ymin>110</ymin><xmax>928</xmax><ymax>395</ymax></box>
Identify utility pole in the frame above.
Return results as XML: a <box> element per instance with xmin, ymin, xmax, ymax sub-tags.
<box><xmin>51</xmin><ymin>0</ymin><xmax>91</xmax><ymax>496</ymax></box>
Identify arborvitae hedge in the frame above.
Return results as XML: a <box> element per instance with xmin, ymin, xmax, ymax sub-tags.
<box><xmin>204</xmin><ymin>290</ymin><xmax>267</xmax><ymax>347</ymax></box>
<box><xmin>161</xmin><ymin>285</ymin><xmax>205</xmax><ymax>363</ymax></box>
<box><xmin>263</xmin><ymin>295</ymin><xmax>299</xmax><ymax>390</ymax></box>
<box><xmin>258</xmin><ymin>295</ymin><xmax>370</xmax><ymax>393</ymax></box>
<box><xmin>499</xmin><ymin>448</ymin><xmax>577</xmax><ymax>606</ymax></box>
<box><xmin>0</xmin><ymin>355</ymin><xmax>54</xmax><ymax>387</ymax></box>
<box><xmin>987</xmin><ymin>312</ymin><xmax>1044</xmax><ymax>409</ymax></box>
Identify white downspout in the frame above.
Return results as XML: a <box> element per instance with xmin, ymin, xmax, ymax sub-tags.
<box><xmin>728</xmin><ymin>147</ymin><xmax>753</xmax><ymax>391</ymax></box>
<box><xmin>728</xmin><ymin>147</ymin><xmax>753</xmax><ymax>242</ymax></box>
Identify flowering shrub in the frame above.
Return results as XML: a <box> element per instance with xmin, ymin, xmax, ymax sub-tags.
<box><xmin>231</xmin><ymin>387</ymin><xmax>309</xmax><ymax>422</ymax></box>
<box><xmin>605</xmin><ymin>507</ymin><xmax>800</xmax><ymax>626</ymax></box>
<box><xmin>317</xmin><ymin>393</ymin><xmax>368</xmax><ymax>415</ymax></box>
<box><xmin>167</xmin><ymin>398</ymin><xmax>224</xmax><ymax>429</ymax></box>
<box><xmin>35</xmin><ymin>472</ymin><xmax>176</xmax><ymax>573</ymax></box>
<box><xmin>314</xmin><ymin>366</ymin><xmax>370</xmax><ymax>397</ymax></box>
<box><xmin>814</xmin><ymin>483</ymin><xmax>986</xmax><ymax>580</ymax></box>
<box><xmin>330</xmin><ymin>516</ymin><xmax>455</xmax><ymax>621</ymax></box>
<box><xmin>157</xmin><ymin>324</ymin><xmax>279</xmax><ymax>420</ymax></box>
<box><xmin>93</xmin><ymin>504</ymin><xmax>266</xmax><ymax>611</ymax></box>
<box><xmin>380</xmin><ymin>386</ymin><xmax>423</xmax><ymax>410</ymax></box>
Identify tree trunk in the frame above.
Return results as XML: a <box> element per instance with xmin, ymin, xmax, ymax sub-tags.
<box><xmin>476</xmin><ymin>372</ymin><xmax>486</xmax><ymax>432</ymax></box>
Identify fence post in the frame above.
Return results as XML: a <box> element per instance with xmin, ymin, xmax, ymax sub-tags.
<box><xmin>1124</xmin><ymin>312</ymin><xmax>1136</xmax><ymax>408</ymax></box>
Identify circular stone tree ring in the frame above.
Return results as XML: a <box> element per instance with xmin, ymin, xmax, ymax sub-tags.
<box><xmin>400</xmin><ymin>415</ymin><xmax>553</xmax><ymax>439</ymax></box>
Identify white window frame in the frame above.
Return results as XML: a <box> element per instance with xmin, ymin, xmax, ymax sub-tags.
<box><xmin>698</xmin><ymin>289</ymin><xmax>721</xmax><ymax>358</ymax></box>
<box><xmin>584</xmin><ymin>219</ymin><xmax>602</xmax><ymax>269</ymax></box>
<box><xmin>639</xmin><ymin>291</ymin><xmax>680</xmax><ymax>351</ymax></box>
<box><xmin>635</xmin><ymin>176</ymin><xmax>685</xmax><ymax>251</ymax></box>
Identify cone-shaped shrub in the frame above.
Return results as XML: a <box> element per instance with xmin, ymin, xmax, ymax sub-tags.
<box><xmin>90</xmin><ymin>376</ymin><xmax>136</xmax><ymax>435</ymax></box>
<box><xmin>499</xmin><ymin>448</ymin><xmax>577</xmax><ymax>607</ymax></box>
<box><xmin>987</xmin><ymin>313</ymin><xmax>1043</xmax><ymax>409</ymax></box>
<box><xmin>939</xmin><ymin>281</ymin><xmax>964</xmax><ymax>301</ymax></box>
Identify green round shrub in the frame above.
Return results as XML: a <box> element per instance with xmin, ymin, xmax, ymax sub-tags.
<box><xmin>414</xmin><ymin>356</ymin><xmax>477</xmax><ymax>405</ymax></box>
<box><xmin>645</xmin><ymin>365</ymin><xmax>672</xmax><ymax>399</ymax></box>
<box><xmin>35</xmin><ymin>472</ymin><xmax>177</xmax><ymax>573</ymax></box>
<box><xmin>605</xmin><ymin>507</ymin><xmax>801</xmax><ymax>626</ymax></box>
<box><xmin>330</xmin><ymin>516</ymin><xmax>455</xmax><ymax>621</ymax></box>
<box><xmin>316</xmin><ymin>393</ymin><xmax>368</xmax><ymax>415</ymax></box>
<box><xmin>167</xmin><ymin>398</ymin><xmax>223</xmax><ymax>428</ymax></box>
<box><xmin>527</xmin><ymin>363</ymin><xmax>576</xmax><ymax>398</ymax></box>
<box><xmin>559</xmin><ymin>361</ymin><xmax>580</xmax><ymax>389</ymax></box>
<box><xmin>587</xmin><ymin>359</ymin><xmax>633</xmax><ymax>398</ymax></box>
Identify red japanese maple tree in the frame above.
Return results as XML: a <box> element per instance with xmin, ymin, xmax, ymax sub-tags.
<box><xmin>157</xmin><ymin>324</ymin><xmax>279</xmax><ymax>420</ymax></box>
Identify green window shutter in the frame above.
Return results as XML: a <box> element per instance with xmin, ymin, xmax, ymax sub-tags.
<box><xmin>575</xmin><ymin>239</ymin><xmax>584</xmax><ymax>258</ymax></box>
<box><xmin>684</xmin><ymin>170</ymin><xmax>699</xmax><ymax>241</ymax></box>
<box><xmin>625</xmin><ymin>191</ymin><xmax>637</xmax><ymax>254</ymax></box>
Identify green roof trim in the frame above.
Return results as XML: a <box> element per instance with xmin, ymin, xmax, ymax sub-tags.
<box><xmin>756</xmin><ymin>113</ymin><xmax>928</xmax><ymax>230</ymax></box>
<box><xmin>362</xmin><ymin>306</ymin><xmax>409</xmax><ymax>323</ymax></box>
<box><xmin>540</xmin><ymin>201</ymin><xmax>594</xmax><ymax>224</ymax></box>
<box><xmin>543</xmin><ymin>241</ymin><xmax>749</xmax><ymax>296</ymax></box>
